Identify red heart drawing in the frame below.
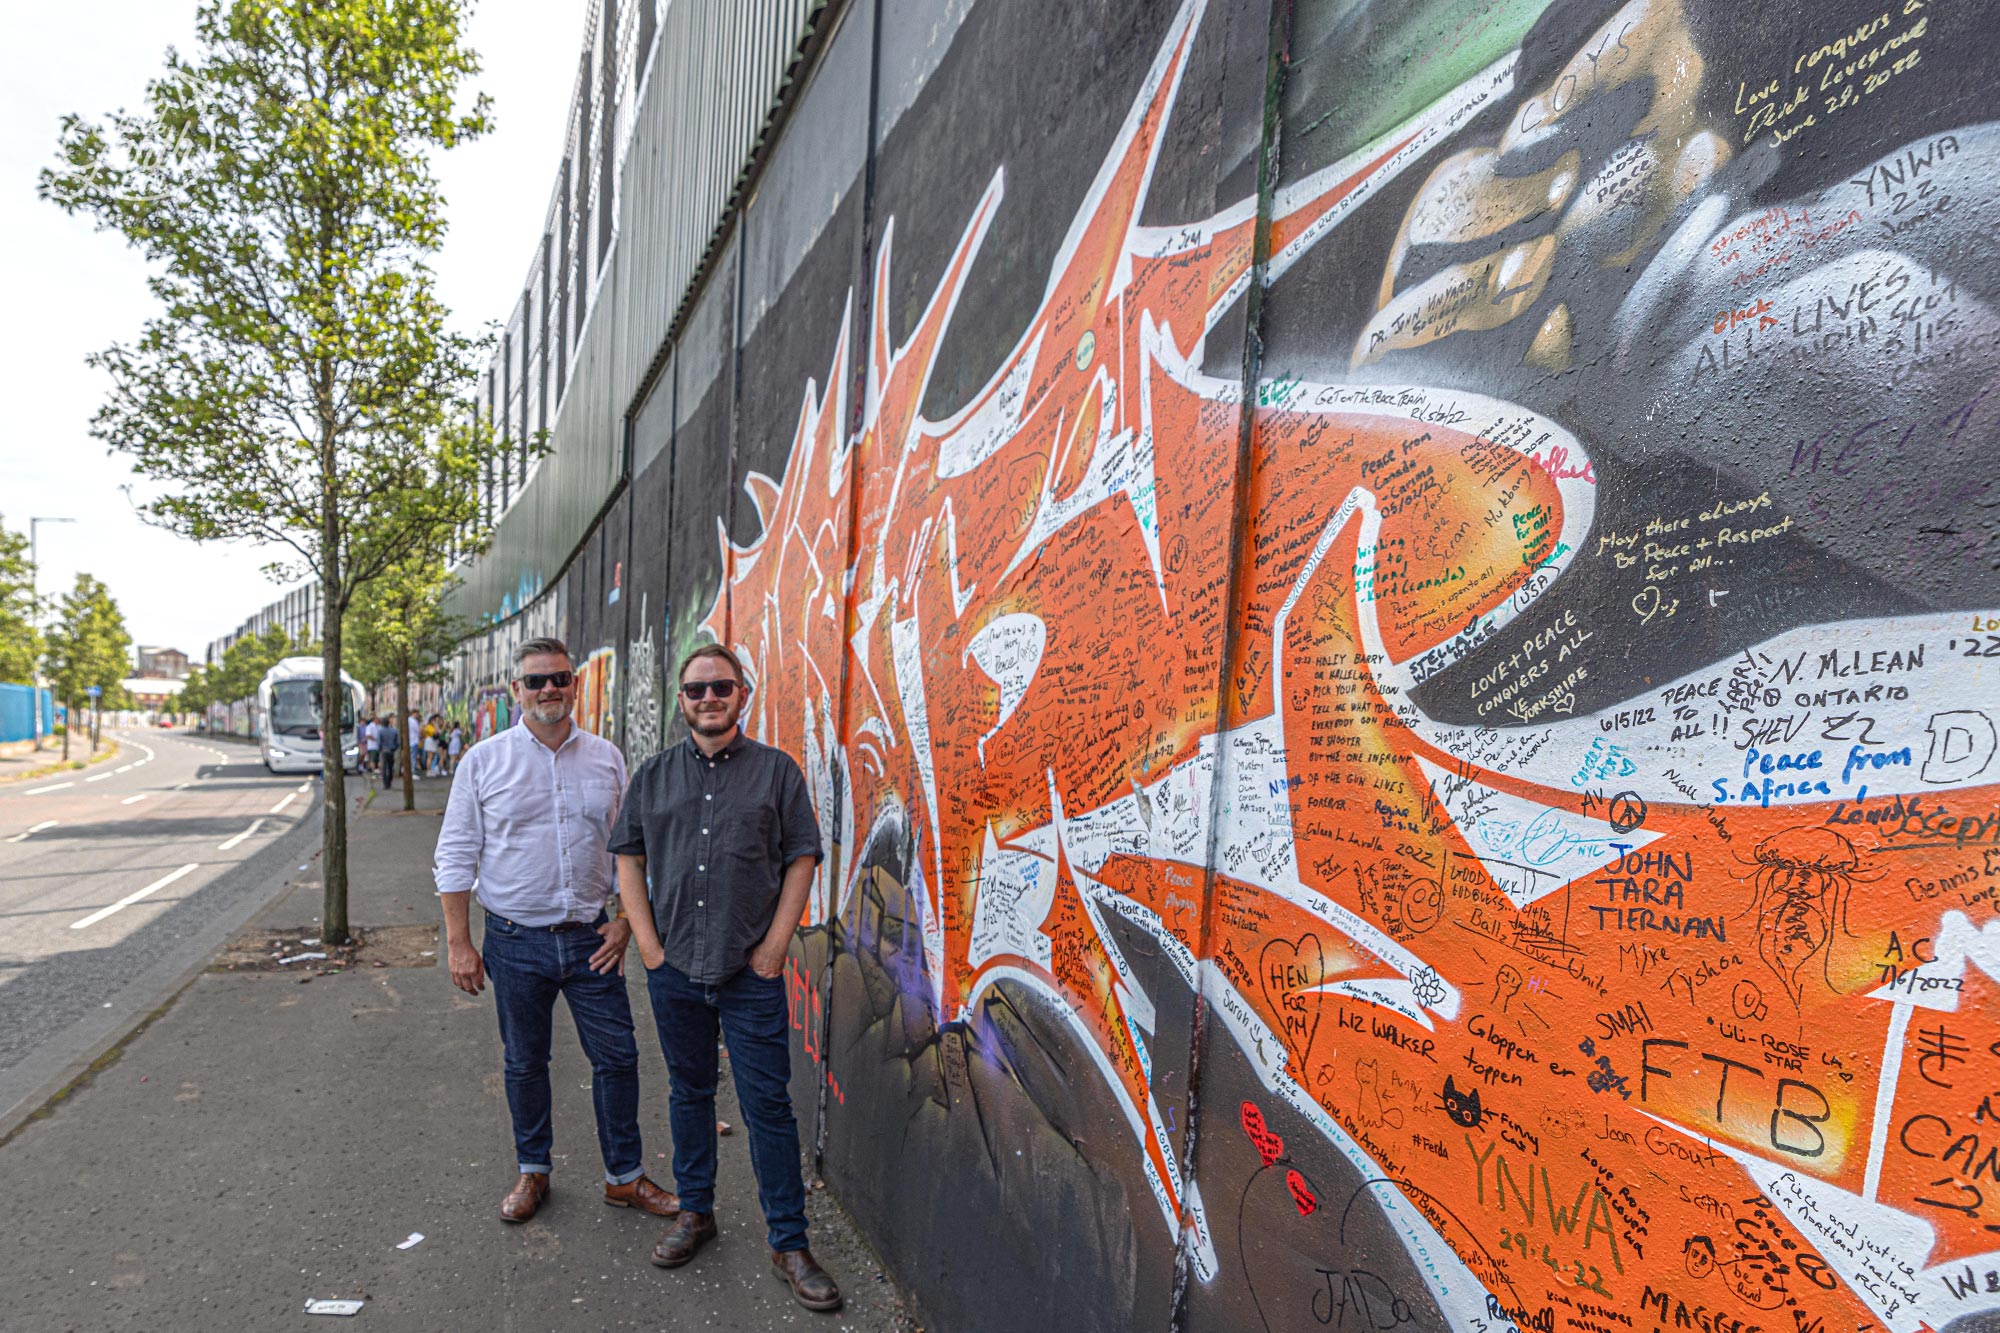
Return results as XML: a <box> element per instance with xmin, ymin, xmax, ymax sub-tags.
<box><xmin>1240</xmin><ymin>1100</ymin><xmax>1285</xmax><ymax>1166</ymax></box>
<box><xmin>1285</xmin><ymin>1168</ymin><xmax>1318</xmax><ymax>1216</ymax></box>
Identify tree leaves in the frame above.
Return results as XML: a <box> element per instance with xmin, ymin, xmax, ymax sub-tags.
<box><xmin>0</xmin><ymin>515</ymin><xmax>41</xmax><ymax>685</ymax></box>
<box><xmin>42</xmin><ymin>574</ymin><xmax>134</xmax><ymax>709</ymax></box>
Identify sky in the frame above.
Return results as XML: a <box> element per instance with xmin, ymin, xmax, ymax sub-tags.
<box><xmin>0</xmin><ymin>1</ymin><xmax>587</xmax><ymax>663</ymax></box>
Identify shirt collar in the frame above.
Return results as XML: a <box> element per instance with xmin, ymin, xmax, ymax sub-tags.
<box><xmin>517</xmin><ymin>719</ymin><xmax>581</xmax><ymax>756</ymax></box>
<box><xmin>685</xmin><ymin>729</ymin><xmax>748</xmax><ymax>761</ymax></box>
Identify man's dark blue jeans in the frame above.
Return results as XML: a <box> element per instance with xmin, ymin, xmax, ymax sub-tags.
<box><xmin>482</xmin><ymin>910</ymin><xmax>645</xmax><ymax>1185</ymax></box>
<box><xmin>644</xmin><ymin>959</ymin><xmax>808</xmax><ymax>1251</ymax></box>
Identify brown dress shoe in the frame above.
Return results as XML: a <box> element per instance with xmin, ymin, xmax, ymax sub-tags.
<box><xmin>771</xmin><ymin>1248</ymin><xmax>843</xmax><ymax>1311</ymax></box>
<box><xmin>499</xmin><ymin>1172</ymin><xmax>548</xmax><ymax>1223</ymax></box>
<box><xmin>604</xmin><ymin>1175</ymin><xmax>681</xmax><ymax>1217</ymax></box>
<box><xmin>649</xmin><ymin>1211</ymin><xmax>716</xmax><ymax>1268</ymax></box>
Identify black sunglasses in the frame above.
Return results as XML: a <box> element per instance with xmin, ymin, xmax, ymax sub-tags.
<box><xmin>517</xmin><ymin>670</ymin><xmax>574</xmax><ymax>690</ymax></box>
<box><xmin>680</xmin><ymin>679</ymin><xmax>739</xmax><ymax>700</ymax></box>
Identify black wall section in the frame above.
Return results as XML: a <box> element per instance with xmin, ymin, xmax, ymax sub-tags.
<box><xmin>442</xmin><ymin>3</ymin><xmax>2000</xmax><ymax>1332</ymax></box>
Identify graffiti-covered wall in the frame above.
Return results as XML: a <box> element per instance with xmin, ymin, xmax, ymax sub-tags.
<box><xmin>452</xmin><ymin>1</ymin><xmax>2000</xmax><ymax>1329</ymax></box>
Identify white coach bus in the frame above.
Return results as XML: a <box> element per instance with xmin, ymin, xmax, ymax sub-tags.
<box><xmin>258</xmin><ymin>657</ymin><xmax>366</xmax><ymax>774</ymax></box>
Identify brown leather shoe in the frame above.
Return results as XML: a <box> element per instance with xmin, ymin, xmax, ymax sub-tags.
<box><xmin>499</xmin><ymin>1172</ymin><xmax>548</xmax><ymax>1223</ymax></box>
<box><xmin>650</xmin><ymin>1211</ymin><xmax>716</xmax><ymax>1268</ymax></box>
<box><xmin>772</xmin><ymin>1248</ymin><xmax>843</xmax><ymax>1312</ymax></box>
<box><xmin>604</xmin><ymin>1175</ymin><xmax>681</xmax><ymax>1217</ymax></box>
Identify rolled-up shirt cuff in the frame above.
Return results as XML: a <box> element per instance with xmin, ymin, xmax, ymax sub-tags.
<box><xmin>435</xmin><ymin>882</ymin><xmax>475</xmax><ymax>896</ymax></box>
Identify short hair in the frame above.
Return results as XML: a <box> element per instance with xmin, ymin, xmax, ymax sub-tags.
<box><xmin>514</xmin><ymin>636</ymin><xmax>571</xmax><ymax>671</ymax></box>
<box><xmin>678</xmin><ymin>643</ymin><xmax>746</xmax><ymax>684</ymax></box>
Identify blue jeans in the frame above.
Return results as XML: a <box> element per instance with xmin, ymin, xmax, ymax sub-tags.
<box><xmin>482</xmin><ymin>910</ymin><xmax>645</xmax><ymax>1184</ymax></box>
<box><xmin>644</xmin><ymin>960</ymin><xmax>807</xmax><ymax>1251</ymax></box>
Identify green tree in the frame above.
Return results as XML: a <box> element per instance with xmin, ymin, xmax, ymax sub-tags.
<box><xmin>43</xmin><ymin>0</ymin><xmax>505</xmax><ymax>944</ymax></box>
<box><xmin>0</xmin><ymin>515</ymin><xmax>40</xmax><ymax>685</ymax></box>
<box><xmin>179</xmin><ymin>663</ymin><xmax>212</xmax><ymax>720</ymax></box>
<box><xmin>347</xmin><ymin>544</ymin><xmax>468</xmax><ymax>810</ymax></box>
<box><xmin>42</xmin><ymin>574</ymin><xmax>133</xmax><ymax>760</ymax></box>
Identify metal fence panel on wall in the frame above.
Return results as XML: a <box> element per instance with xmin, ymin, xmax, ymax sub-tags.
<box><xmin>451</xmin><ymin>0</ymin><xmax>822</xmax><ymax>627</ymax></box>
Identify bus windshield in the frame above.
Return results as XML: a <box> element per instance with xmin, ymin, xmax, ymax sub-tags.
<box><xmin>268</xmin><ymin>680</ymin><xmax>354</xmax><ymax>738</ymax></box>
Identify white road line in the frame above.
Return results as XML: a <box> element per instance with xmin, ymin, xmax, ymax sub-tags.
<box><xmin>218</xmin><ymin>818</ymin><xmax>266</xmax><ymax>851</ymax></box>
<box><xmin>26</xmin><ymin>782</ymin><xmax>74</xmax><ymax>795</ymax></box>
<box><xmin>5</xmin><ymin>821</ymin><xmax>58</xmax><ymax>844</ymax></box>
<box><xmin>269</xmin><ymin>792</ymin><xmax>299</xmax><ymax>815</ymax></box>
<box><xmin>115</xmin><ymin>764</ymin><xmax>134</xmax><ymax>773</ymax></box>
<box><xmin>121</xmin><ymin>793</ymin><xmax>149</xmax><ymax>806</ymax></box>
<box><xmin>297</xmin><ymin>781</ymin><xmax>311</xmax><ymax>793</ymax></box>
<box><xmin>85</xmin><ymin>772</ymin><xmax>114</xmax><ymax>783</ymax></box>
<box><xmin>70</xmin><ymin>863</ymin><xmax>201</xmax><ymax>930</ymax></box>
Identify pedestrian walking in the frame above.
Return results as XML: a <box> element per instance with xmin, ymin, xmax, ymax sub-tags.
<box><xmin>363</xmin><ymin>716</ymin><xmax>381</xmax><ymax>776</ymax></box>
<box><xmin>435</xmin><ymin>638</ymin><xmax>677</xmax><ymax>1224</ymax></box>
<box><xmin>378</xmin><ymin>714</ymin><xmax>401</xmax><ymax>787</ymax></box>
<box><xmin>406</xmin><ymin>710</ymin><xmax>424</xmax><ymax>781</ymax></box>
<box><xmin>447</xmin><ymin>720</ymin><xmax>465</xmax><ymax>775</ymax></box>
<box><xmin>610</xmin><ymin>644</ymin><xmax>841</xmax><ymax>1312</ymax></box>
<box><xmin>422</xmin><ymin>713</ymin><xmax>440</xmax><ymax>777</ymax></box>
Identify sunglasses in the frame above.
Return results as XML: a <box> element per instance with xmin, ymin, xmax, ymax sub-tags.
<box><xmin>680</xmin><ymin>679</ymin><xmax>739</xmax><ymax>700</ymax></box>
<box><xmin>517</xmin><ymin>670</ymin><xmax>574</xmax><ymax>690</ymax></box>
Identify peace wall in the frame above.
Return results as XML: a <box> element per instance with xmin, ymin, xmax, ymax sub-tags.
<box><xmin>446</xmin><ymin>2</ymin><xmax>2000</xmax><ymax>1329</ymax></box>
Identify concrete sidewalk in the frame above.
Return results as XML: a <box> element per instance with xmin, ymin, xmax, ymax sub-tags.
<box><xmin>0</xmin><ymin>774</ymin><xmax>914</xmax><ymax>1330</ymax></box>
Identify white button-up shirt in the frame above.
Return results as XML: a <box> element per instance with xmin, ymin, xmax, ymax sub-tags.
<box><xmin>433</xmin><ymin>720</ymin><xmax>628</xmax><ymax>925</ymax></box>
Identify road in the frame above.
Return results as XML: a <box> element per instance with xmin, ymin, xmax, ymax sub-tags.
<box><xmin>0</xmin><ymin>727</ymin><xmax>327</xmax><ymax>1130</ymax></box>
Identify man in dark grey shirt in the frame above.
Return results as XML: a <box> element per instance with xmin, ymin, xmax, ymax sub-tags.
<box><xmin>610</xmin><ymin>644</ymin><xmax>839</xmax><ymax>1312</ymax></box>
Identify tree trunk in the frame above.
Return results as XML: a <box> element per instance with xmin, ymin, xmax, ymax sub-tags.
<box><xmin>321</xmin><ymin>578</ymin><xmax>350</xmax><ymax>945</ymax></box>
<box><xmin>320</xmin><ymin>462</ymin><xmax>350</xmax><ymax>947</ymax></box>
<box><xmin>399</xmin><ymin>657</ymin><xmax>415</xmax><ymax>811</ymax></box>
<box><xmin>61</xmin><ymin>692</ymin><xmax>71</xmax><ymax>761</ymax></box>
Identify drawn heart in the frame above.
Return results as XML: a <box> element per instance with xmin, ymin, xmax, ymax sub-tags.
<box><xmin>1240</xmin><ymin>1100</ymin><xmax>1285</xmax><ymax>1166</ymax></box>
<box><xmin>1258</xmin><ymin>933</ymin><xmax>1326</xmax><ymax>1073</ymax></box>
<box><xmin>1285</xmin><ymin>1168</ymin><xmax>1318</xmax><ymax>1216</ymax></box>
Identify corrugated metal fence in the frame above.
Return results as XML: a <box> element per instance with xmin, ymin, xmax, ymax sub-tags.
<box><xmin>0</xmin><ymin>684</ymin><xmax>54</xmax><ymax>745</ymax></box>
<box><xmin>452</xmin><ymin>0</ymin><xmax>826</xmax><ymax>624</ymax></box>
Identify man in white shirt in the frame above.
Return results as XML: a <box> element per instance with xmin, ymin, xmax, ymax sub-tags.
<box><xmin>434</xmin><ymin>637</ymin><xmax>678</xmax><ymax>1224</ymax></box>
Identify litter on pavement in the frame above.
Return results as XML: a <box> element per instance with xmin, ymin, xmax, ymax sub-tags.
<box><xmin>278</xmin><ymin>951</ymin><xmax>327</xmax><ymax>966</ymax></box>
<box><xmin>396</xmin><ymin>1232</ymin><xmax>424</xmax><ymax>1250</ymax></box>
<box><xmin>304</xmin><ymin>1298</ymin><xmax>365</xmax><ymax>1315</ymax></box>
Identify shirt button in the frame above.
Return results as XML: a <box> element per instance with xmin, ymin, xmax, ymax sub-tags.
<box><xmin>698</xmin><ymin>865</ymin><xmax>705</xmax><ymax>872</ymax></box>
<box><xmin>697</xmin><ymin>900</ymin><xmax>704</xmax><ymax>907</ymax></box>
<box><xmin>702</xmin><ymin>828</ymin><xmax>708</xmax><ymax>835</ymax></box>
<box><xmin>705</xmin><ymin>794</ymin><xmax>712</xmax><ymax>801</ymax></box>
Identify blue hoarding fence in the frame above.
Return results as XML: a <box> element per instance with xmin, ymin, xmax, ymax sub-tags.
<box><xmin>0</xmin><ymin>683</ymin><xmax>55</xmax><ymax>745</ymax></box>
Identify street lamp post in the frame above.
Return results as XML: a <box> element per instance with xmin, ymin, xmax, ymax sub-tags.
<box><xmin>29</xmin><ymin>517</ymin><xmax>75</xmax><ymax>751</ymax></box>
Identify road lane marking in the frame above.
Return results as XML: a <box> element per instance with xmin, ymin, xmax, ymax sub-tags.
<box><xmin>115</xmin><ymin>764</ymin><xmax>135</xmax><ymax>773</ymax></box>
<box><xmin>26</xmin><ymin>782</ymin><xmax>73</xmax><ymax>795</ymax></box>
<box><xmin>5</xmin><ymin>821</ymin><xmax>58</xmax><ymax>844</ymax></box>
<box><xmin>121</xmin><ymin>793</ymin><xmax>150</xmax><ymax>806</ymax></box>
<box><xmin>86</xmin><ymin>772</ymin><xmax>114</xmax><ymax>783</ymax></box>
<box><xmin>218</xmin><ymin>819</ymin><xmax>266</xmax><ymax>851</ymax></box>
<box><xmin>70</xmin><ymin>863</ymin><xmax>201</xmax><ymax>930</ymax></box>
<box><xmin>297</xmin><ymin>782</ymin><xmax>311</xmax><ymax>793</ymax></box>
<box><xmin>270</xmin><ymin>792</ymin><xmax>299</xmax><ymax>815</ymax></box>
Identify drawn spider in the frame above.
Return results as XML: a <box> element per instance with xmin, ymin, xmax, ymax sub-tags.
<box><xmin>1737</xmin><ymin>827</ymin><xmax>1873</xmax><ymax>1009</ymax></box>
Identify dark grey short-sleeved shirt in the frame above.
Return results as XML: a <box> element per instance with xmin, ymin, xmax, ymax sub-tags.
<box><xmin>607</xmin><ymin>731</ymin><xmax>822</xmax><ymax>985</ymax></box>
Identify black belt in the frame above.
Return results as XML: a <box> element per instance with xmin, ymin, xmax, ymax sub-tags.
<box><xmin>487</xmin><ymin>910</ymin><xmax>601</xmax><ymax>933</ymax></box>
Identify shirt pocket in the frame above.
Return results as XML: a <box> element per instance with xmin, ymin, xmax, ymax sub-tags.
<box><xmin>574</xmin><ymin>777</ymin><xmax>621</xmax><ymax>835</ymax></box>
<box><xmin>721</xmin><ymin>803</ymin><xmax>776</xmax><ymax>867</ymax></box>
